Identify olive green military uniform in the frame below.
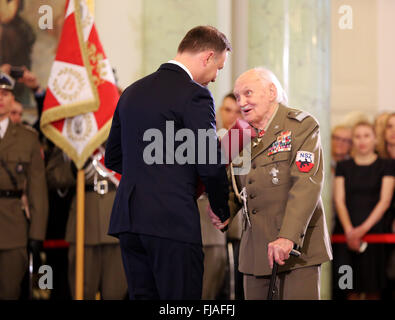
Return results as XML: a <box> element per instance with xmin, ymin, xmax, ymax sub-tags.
<box><xmin>198</xmin><ymin>193</ymin><xmax>227</xmax><ymax>299</ymax></box>
<box><xmin>46</xmin><ymin>148</ymin><xmax>127</xmax><ymax>300</ymax></box>
<box><xmin>228</xmin><ymin>104</ymin><xmax>332</xmax><ymax>300</ymax></box>
<box><xmin>0</xmin><ymin>120</ymin><xmax>48</xmax><ymax>299</ymax></box>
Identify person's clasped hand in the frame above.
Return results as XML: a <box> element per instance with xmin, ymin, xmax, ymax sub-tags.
<box><xmin>207</xmin><ymin>205</ymin><xmax>229</xmax><ymax>230</ymax></box>
<box><xmin>345</xmin><ymin>228</ymin><xmax>361</xmax><ymax>252</ymax></box>
<box><xmin>345</xmin><ymin>225</ymin><xmax>366</xmax><ymax>252</ymax></box>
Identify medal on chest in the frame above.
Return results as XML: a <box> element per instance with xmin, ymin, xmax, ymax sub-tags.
<box><xmin>268</xmin><ymin>130</ymin><xmax>292</xmax><ymax>155</ymax></box>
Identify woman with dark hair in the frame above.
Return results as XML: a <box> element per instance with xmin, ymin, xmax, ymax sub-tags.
<box><xmin>334</xmin><ymin>121</ymin><xmax>395</xmax><ymax>299</ymax></box>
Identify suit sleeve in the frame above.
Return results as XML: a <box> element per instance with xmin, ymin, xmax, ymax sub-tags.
<box><xmin>277</xmin><ymin>118</ymin><xmax>323</xmax><ymax>248</ymax></box>
<box><xmin>27</xmin><ymin>135</ymin><xmax>49</xmax><ymax>241</ymax></box>
<box><xmin>105</xmin><ymin>103</ymin><xmax>123</xmax><ymax>174</ymax></box>
<box><xmin>183</xmin><ymin>86</ymin><xmax>230</xmax><ymax>222</ymax></box>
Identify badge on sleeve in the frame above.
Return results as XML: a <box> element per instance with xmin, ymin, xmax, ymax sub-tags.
<box><xmin>296</xmin><ymin>151</ymin><xmax>314</xmax><ymax>173</ymax></box>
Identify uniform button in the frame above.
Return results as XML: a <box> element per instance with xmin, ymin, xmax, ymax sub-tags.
<box><xmin>252</xmin><ymin>163</ymin><xmax>256</xmax><ymax>169</ymax></box>
<box><xmin>252</xmin><ymin>209</ymin><xmax>257</xmax><ymax>214</ymax></box>
<box><xmin>248</xmin><ymin>179</ymin><xmax>253</xmax><ymax>184</ymax></box>
<box><xmin>250</xmin><ymin>194</ymin><xmax>255</xmax><ymax>199</ymax></box>
<box><xmin>301</xmin><ymin>233</ymin><xmax>305</xmax><ymax>238</ymax></box>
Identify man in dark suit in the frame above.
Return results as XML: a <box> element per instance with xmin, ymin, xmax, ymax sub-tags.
<box><xmin>105</xmin><ymin>26</ymin><xmax>232</xmax><ymax>300</ymax></box>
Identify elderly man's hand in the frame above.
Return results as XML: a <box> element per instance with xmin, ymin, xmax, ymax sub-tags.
<box><xmin>207</xmin><ymin>206</ymin><xmax>229</xmax><ymax>230</ymax></box>
<box><xmin>267</xmin><ymin>238</ymin><xmax>294</xmax><ymax>269</ymax></box>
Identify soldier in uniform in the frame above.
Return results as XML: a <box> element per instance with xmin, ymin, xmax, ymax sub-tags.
<box><xmin>198</xmin><ymin>193</ymin><xmax>227</xmax><ymax>299</ymax></box>
<box><xmin>214</xmin><ymin>67</ymin><xmax>333</xmax><ymax>299</ymax></box>
<box><xmin>46</xmin><ymin>147</ymin><xmax>127</xmax><ymax>300</ymax></box>
<box><xmin>0</xmin><ymin>72</ymin><xmax>48</xmax><ymax>299</ymax></box>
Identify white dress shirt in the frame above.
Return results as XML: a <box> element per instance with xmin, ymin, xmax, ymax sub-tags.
<box><xmin>167</xmin><ymin>60</ymin><xmax>193</xmax><ymax>80</ymax></box>
<box><xmin>0</xmin><ymin>117</ymin><xmax>9</xmax><ymax>139</ymax></box>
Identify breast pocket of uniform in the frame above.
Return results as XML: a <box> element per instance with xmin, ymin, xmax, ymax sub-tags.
<box><xmin>260</xmin><ymin>151</ymin><xmax>291</xmax><ymax>187</ymax></box>
<box><xmin>5</xmin><ymin>153</ymin><xmax>31</xmax><ymax>188</ymax></box>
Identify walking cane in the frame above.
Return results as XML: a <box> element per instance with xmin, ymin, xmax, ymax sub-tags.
<box><xmin>267</xmin><ymin>248</ymin><xmax>301</xmax><ymax>300</ymax></box>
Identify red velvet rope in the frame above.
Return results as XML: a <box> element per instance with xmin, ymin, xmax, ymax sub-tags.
<box><xmin>42</xmin><ymin>234</ymin><xmax>395</xmax><ymax>249</ymax></box>
<box><xmin>43</xmin><ymin>239</ymin><xmax>70</xmax><ymax>249</ymax></box>
<box><xmin>332</xmin><ymin>234</ymin><xmax>395</xmax><ymax>243</ymax></box>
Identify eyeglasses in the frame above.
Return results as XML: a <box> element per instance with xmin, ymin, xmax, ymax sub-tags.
<box><xmin>332</xmin><ymin>135</ymin><xmax>352</xmax><ymax>144</ymax></box>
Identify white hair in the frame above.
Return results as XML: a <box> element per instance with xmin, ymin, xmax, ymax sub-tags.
<box><xmin>253</xmin><ymin>67</ymin><xmax>288</xmax><ymax>105</ymax></box>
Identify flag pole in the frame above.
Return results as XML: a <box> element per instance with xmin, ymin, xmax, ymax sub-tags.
<box><xmin>87</xmin><ymin>0</ymin><xmax>95</xmax><ymax>15</ymax></box>
<box><xmin>75</xmin><ymin>0</ymin><xmax>94</xmax><ymax>301</ymax></box>
<box><xmin>75</xmin><ymin>169</ymin><xmax>85</xmax><ymax>300</ymax></box>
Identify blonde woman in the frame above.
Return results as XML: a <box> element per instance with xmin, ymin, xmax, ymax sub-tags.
<box><xmin>333</xmin><ymin>121</ymin><xmax>395</xmax><ymax>300</ymax></box>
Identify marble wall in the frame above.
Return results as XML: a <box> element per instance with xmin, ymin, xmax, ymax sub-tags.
<box><xmin>142</xmin><ymin>0</ymin><xmax>225</xmax><ymax>104</ymax></box>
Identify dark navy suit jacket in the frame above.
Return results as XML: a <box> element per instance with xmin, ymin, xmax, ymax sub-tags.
<box><xmin>105</xmin><ymin>63</ymin><xmax>230</xmax><ymax>245</ymax></box>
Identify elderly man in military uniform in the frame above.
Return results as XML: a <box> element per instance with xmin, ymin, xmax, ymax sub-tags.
<box><xmin>0</xmin><ymin>72</ymin><xmax>48</xmax><ymax>299</ymax></box>
<box><xmin>211</xmin><ymin>68</ymin><xmax>332</xmax><ymax>300</ymax></box>
<box><xmin>46</xmin><ymin>146</ymin><xmax>127</xmax><ymax>300</ymax></box>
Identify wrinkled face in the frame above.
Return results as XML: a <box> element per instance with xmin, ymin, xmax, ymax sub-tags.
<box><xmin>198</xmin><ymin>50</ymin><xmax>228</xmax><ymax>87</ymax></box>
<box><xmin>385</xmin><ymin>115</ymin><xmax>395</xmax><ymax>146</ymax></box>
<box><xmin>219</xmin><ymin>97</ymin><xmax>241</xmax><ymax>129</ymax></box>
<box><xmin>331</xmin><ymin>128</ymin><xmax>352</xmax><ymax>158</ymax></box>
<box><xmin>10</xmin><ymin>101</ymin><xmax>23</xmax><ymax>124</ymax></box>
<box><xmin>233</xmin><ymin>71</ymin><xmax>276</xmax><ymax>126</ymax></box>
<box><xmin>0</xmin><ymin>88</ymin><xmax>14</xmax><ymax>119</ymax></box>
<box><xmin>352</xmin><ymin>125</ymin><xmax>376</xmax><ymax>156</ymax></box>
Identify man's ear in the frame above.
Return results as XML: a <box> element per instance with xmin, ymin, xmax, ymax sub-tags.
<box><xmin>202</xmin><ymin>50</ymin><xmax>215</xmax><ymax>67</ymax></box>
<box><xmin>268</xmin><ymin>83</ymin><xmax>278</xmax><ymax>102</ymax></box>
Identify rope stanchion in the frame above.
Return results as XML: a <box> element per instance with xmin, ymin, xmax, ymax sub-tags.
<box><xmin>332</xmin><ymin>234</ymin><xmax>395</xmax><ymax>244</ymax></box>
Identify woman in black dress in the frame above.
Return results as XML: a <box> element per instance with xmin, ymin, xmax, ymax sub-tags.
<box><xmin>334</xmin><ymin>121</ymin><xmax>395</xmax><ymax>300</ymax></box>
<box><xmin>377</xmin><ymin>113</ymin><xmax>395</xmax><ymax>299</ymax></box>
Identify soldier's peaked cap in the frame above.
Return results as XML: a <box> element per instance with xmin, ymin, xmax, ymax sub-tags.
<box><xmin>0</xmin><ymin>72</ymin><xmax>15</xmax><ymax>91</ymax></box>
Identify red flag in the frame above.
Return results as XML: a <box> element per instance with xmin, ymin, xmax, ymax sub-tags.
<box><xmin>40</xmin><ymin>0</ymin><xmax>119</xmax><ymax>169</ymax></box>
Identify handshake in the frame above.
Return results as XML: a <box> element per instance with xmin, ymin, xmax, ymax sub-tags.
<box><xmin>207</xmin><ymin>205</ymin><xmax>230</xmax><ymax>231</ymax></box>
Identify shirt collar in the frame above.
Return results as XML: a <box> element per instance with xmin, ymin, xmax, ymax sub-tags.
<box><xmin>167</xmin><ymin>60</ymin><xmax>193</xmax><ymax>80</ymax></box>
<box><xmin>0</xmin><ymin>117</ymin><xmax>9</xmax><ymax>139</ymax></box>
<box><xmin>251</xmin><ymin>105</ymin><xmax>280</xmax><ymax>137</ymax></box>
<box><xmin>265</xmin><ymin>105</ymin><xmax>279</xmax><ymax>131</ymax></box>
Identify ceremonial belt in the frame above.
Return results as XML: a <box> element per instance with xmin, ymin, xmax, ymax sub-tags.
<box><xmin>0</xmin><ymin>190</ymin><xmax>23</xmax><ymax>198</ymax></box>
<box><xmin>85</xmin><ymin>182</ymin><xmax>116</xmax><ymax>193</ymax></box>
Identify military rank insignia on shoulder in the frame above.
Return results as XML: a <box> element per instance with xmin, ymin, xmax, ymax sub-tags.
<box><xmin>22</xmin><ymin>124</ymin><xmax>38</xmax><ymax>135</ymax></box>
<box><xmin>288</xmin><ymin>109</ymin><xmax>310</xmax><ymax>122</ymax></box>
<box><xmin>296</xmin><ymin>151</ymin><xmax>314</xmax><ymax>173</ymax></box>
